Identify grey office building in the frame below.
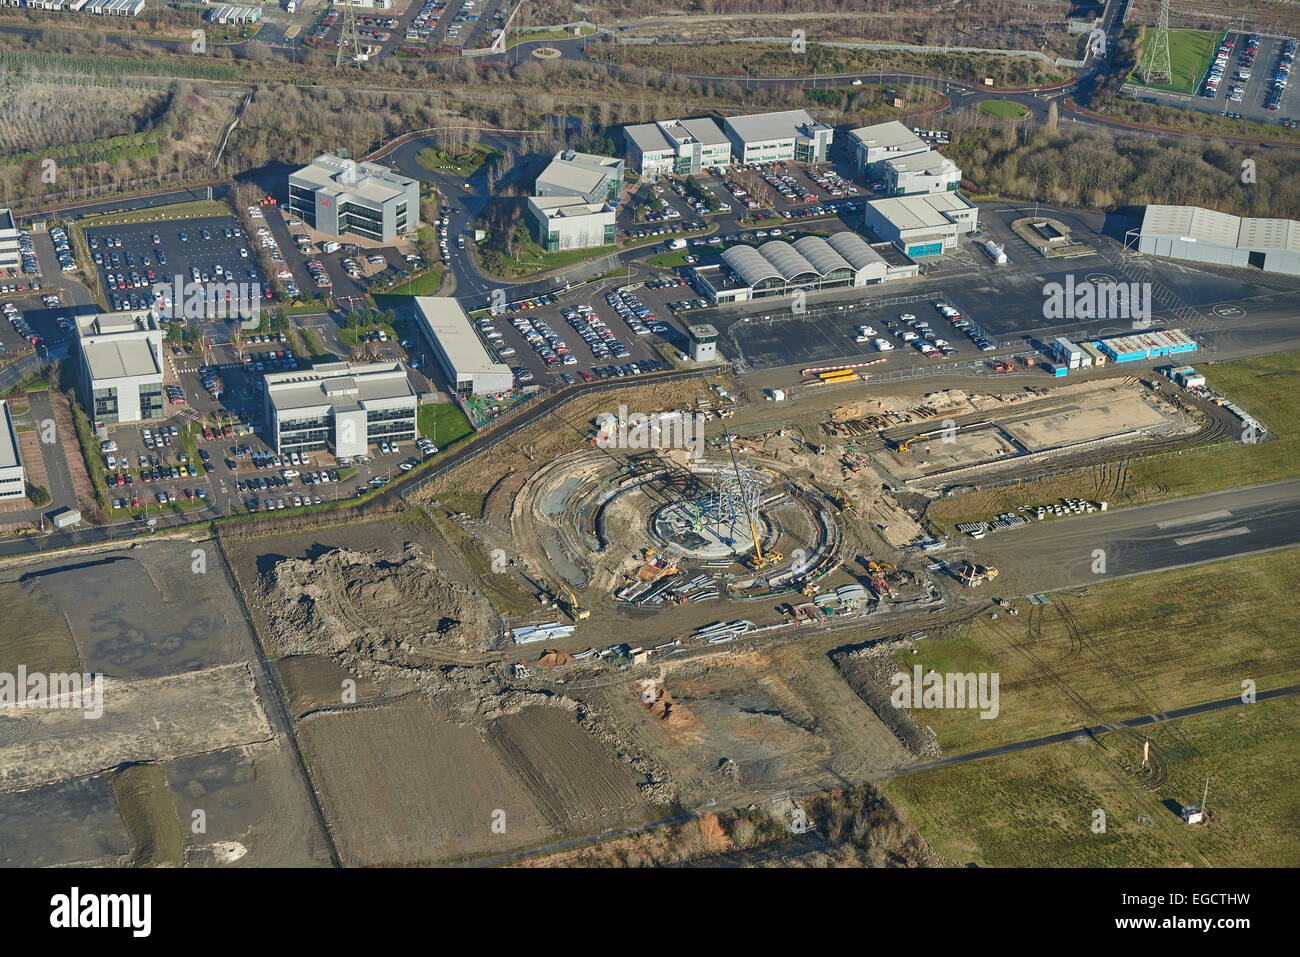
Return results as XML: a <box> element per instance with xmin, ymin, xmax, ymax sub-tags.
<box><xmin>287</xmin><ymin>154</ymin><xmax>420</xmax><ymax>243</ymax></box>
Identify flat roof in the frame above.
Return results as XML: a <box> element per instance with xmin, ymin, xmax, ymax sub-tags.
<box><xmin>265</xmin><ymin>360</ymin><xmax>413</xmax><ymax>414</ymax></box>
<box><xmin>724</xmin><ymin>109</ymin><xmax>825</xmax><ymax>144</ymax></box>
<box><xmin>83</xmin><ymin>338</ymin><xmax>159</xmax><ymax>380</ymax></box>
<box><xmin>529</xmin><ymin>195</ymin><xmax>612</xmax><ymax>219</ymax></box>
<box><xmin>536</xmin><ymin>155</ymin><xmax>618</xmax><ymax>196</ymax></box>
<box><xmin>413</xmin><ymin>297</ymin><xmax>512</xmax><ymax>379</ymax></box>
<box><xmin>884</xmin><ymin>150</ymin><xmax>957</xmax><ymax>176</ymax></box>
<box><xmin>292</xmin><ymin>153</ymin><xmax>415</xmax><ymax>206</ymax></box>
<box><xmin>0</xmin><ymin>400</ymin><xmax>21</xmax><ymax>472</ymax></box>
<box><xmin>624</xmin><ymin>122</ymin><xmax>675</xmax><ymax>155</ymax></box>
<box><xmin>0</xmin><ymin>208</ymin><xmax>14</xmax><ymax>231</ymax></box>
<box><xmin>1140</xmin><ymin>204</ymin><xmax>1242</xmax><ymax>248</ymax></box>
<box><xmin>849</xmin><ymin>121</ymin><xmax>928</xmax><ymax>153</ymax></box>
<box><xmin>867</xmin><ymin>191</ymin><xmax>974</xmax><ymax>231</ymax></box>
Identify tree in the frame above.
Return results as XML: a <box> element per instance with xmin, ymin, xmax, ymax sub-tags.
<box><xmin>26</xmin><ymin>483</ymin><xmax>51</xmax><ymax>507</ymax></box>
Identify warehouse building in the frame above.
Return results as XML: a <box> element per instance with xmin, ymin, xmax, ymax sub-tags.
<box><xmin>623</xmin><ymin>117</ymin><xmax>732</xmax><ymax>181</ymax></box>
<box><xmin>413</xmin><ymin>297</ymin><xmax>514</xmax><ymax>396</ymax></box>
<box><xmin>288</xmin><ymin>154</ymin><xmax>419</xmax><ymax>243</ymax></box>
<box><xmin>74</xmin><ymin>311</ymin><xmax>165</xmax><ymax>424</ymax></box>
<box><xmin>263</xmin><ymin>361</ymin><xmax>417</xmax><ymax>458</ymax></box>
<box><xmin>0</xmin><ymin>399</ymin><xmax>24</xmax><ymax>502</ymax></box>
<box><xmin>534</xmin><ymin>150</ymin><xmax>625</xmax><ymax>205</ymax></box>
<box><xmin>863</xmin><ymin>191</ymin><xmax>978</xmax><ymax>258</ymax></box>
<box><xmin>882</xmin><ymin>150</ymin><xmax>962</xmax><ymax>197</ymax></box>
<box><xmin>1096</xmin><ymin>328</ymin><xmax>1198</xmax><ymax>363</ymax></box>
<box><xmin>526</xmin><ymin>195</ymin><xmax>616</xmax><ymax>251</ymax></box>
<box><xmin>1132</xmin><ymin>205</ymin><xmax>1300</xmax><ymax>275</ymax></box>
<box><xmin>0</xmin><ymin>208</ymin><xmax>19</xmax><ymax>271</ymax></box>
<box><xmin>691</xmin><ymin>232</ymin><xmax>917</xmax><ymax>303</ymax></box>
<box><xmin>846</xmin><ymin>121</ymin><xmax>930</xmax><ymax>178</ymax></box>
<box><xmin>207</xmin><ymin>5</ymin><xmax>261</xmax><ymax>24</ymax></box>
<box><xmin>723</xmin><ymin>110</ymin><xmax>833</xmax><ymax>165</ymax></box>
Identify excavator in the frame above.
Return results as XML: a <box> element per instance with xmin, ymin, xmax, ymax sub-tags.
<box><xmin>560</xmin><ymin>583</ymin><xmax>590</xmax><ymax>620</ymax></box>
<box><xmin>833</xmin><ymin>487</ymin><xmax>854</xmax><ymax>513</ymax></box>
<box><xmin>867</xmin><ymin>561</ymin><xmax>897</xmax><ymax>598</ymax></box>
<box><xmin>898</xmin><ymin>435</ymin><xmax>925</xmax><ymax>454</ymax></box>
<box><xmin>960</xmin><ymin>562</ymin><xmax>999</xmax><ymax>587</ymax></box>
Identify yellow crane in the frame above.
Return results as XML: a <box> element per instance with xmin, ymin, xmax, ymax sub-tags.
<box><xmin>560</xmin><ymin>584</ymin><xmax>590</xmax><ymax>620</ymax></box>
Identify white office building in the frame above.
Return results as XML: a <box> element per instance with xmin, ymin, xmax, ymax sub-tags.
<box><xmin>74</xmin><ymin>311</ymin><xmax>165</xmax><ymax>424</ymax></box>
<box><xmin>623</xmin><ymin>117</ymin><xmax>732</xmax><ymax>181</ymax></box>
<box><xmin>882</xmin><ymin>150</ymin><xmax>962</xmax><ymax>197</ymax></box>
<box><xmin>722</xmin><ymin>110</ymin><xmax>833</xmax><ymax>165</ymax></box>
<box><xmin>0</xmin><ymin>399</ymin><xmax>24</xmax><ymax>501</ymax></box>
<box><xmin>263</xmin><ymin>361</ymin><xmax>417</xmax><ymax>458</ymax></box>
<box><xmin>535</xmin><ymin>150</ymin><xmax>625</xmax><ymax>206</ymax></box>
<box><xmin>287</xmin><ymin>154</ymin><xmax>419</xmax><ymax>243</ymax></box>
<box><xmin>526</xmin><ymin>195</ymin><xmax>616</xmax><ymax>252</ymax></box>
<box><xmin>413</xmin><ymin>297</ymin><xmax>515</xmax><ymax>396</ymax></box>
<box><xmin>0</xmin><ymin>208</ymin><xmax>20</xmax><ymax>271</ymax></box>
<box><xmin>846</xmin><ymin>121</ymin><xmax>929</xmax><ymax>178</ymax></box>
<box><xmin>863</xmin><ymin>192</ymin><xmax>978</xmax><ymax>259</ymax></box>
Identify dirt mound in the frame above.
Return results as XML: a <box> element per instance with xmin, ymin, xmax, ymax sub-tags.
<box><xmin>260</xmin><ymin>546</ymin><xmax>498</xmax><ymax>661</ymax></box>
<box><xmin>536</xmin><ymin>649</ymin><xmax>574</xmax><ymax>670</ymax></box>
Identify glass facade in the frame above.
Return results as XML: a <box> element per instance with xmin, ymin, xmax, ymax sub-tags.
<box><xmin>93</xmin><ymin>386</ymin><xmax>119</xmax><ymax>423</ymax></box>
<box><xmin>278</xmin><ymin>413</ymin><xmax>330</xmax><ymax>454</ymax></box>
<box><xmin>139</xmin><ymin>383</ymin><xmax>164</xmax><ymax>420</ymax></box>
<box><xmin>366</xmin><ymin>407</ymin><xmax>416</xmax><ymax>443</ymax></box>
<box><xmin>338</xmin><ymin>201</ymin><xmax>384</xmax><ymax>241</ymax></box>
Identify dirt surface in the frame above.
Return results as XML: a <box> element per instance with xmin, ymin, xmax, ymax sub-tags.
<box><xmin>257</xmin><ymin>545</ymin><xmax>499</xmax><ymax>663</ymax></box>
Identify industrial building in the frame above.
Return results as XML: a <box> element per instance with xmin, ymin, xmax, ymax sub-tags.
<box><xmin>206</xmin><ymin>5</ymin><xmax>261</xmax><ymax>24</ymax></box>
<box><xmin>534</xmin><ymin>150</ymin><xmax>625</xmax><ymax>206</ymax></box>
<box><xmin>263</xmin><ymin>361</ymin><xmax>417</xmax><ymax>457</ymax></box>
<box><xmin>287</xmin><ymin>154</ymin><xmax>419</xmax><ymax>243</ymax></box>
<box><xmin>1168</xmin><ymin>365</ymin><xmax>1206</xmax><ymax>389</ymax></box>
<box><xmin>74</xmin><ymin>311</ymin><xmax>165</xmax><ymax>424</ymax></box>
<box><xmin>1096</xmin><ymin>328</ymin><xmax>1198</xmax><ymax>363</ymax></box>
<box><xmin>1053</xmin><ymin>336</ymin><xmax>1090</xmax><ymax>369</ymax></box>
<box><xmin>623</xmin><ymin>117</ymin><xmax>732</xmax><ymax>181</ymax></box>
<box><xmin>845</xmin><ymin>121</ymin><xmax>929</xmax><ymax>178</ymax></box>
<box><xmin>526</xmin><ymin>195</ymin><xmax>616</xmax><ymax>251</ymax></box>
<box><xmin>413</xmin><ymin>297</ymin><xmax>514</xmax><ymax>396</ymax></box>
<box><xmin>881</xmin><ymin>150</ymin><xmax>962</xmax><ymax>197</ymax></box>
<box><xmin>0</xmin><ymin>399</ymin><xmax>24</xmax><ymax>501</ymax></box>
<box><xmin>1132</xmin><ymin>205</ymin><xmax>1300</xmax><ymax>275</ymax></box>
<box><xmin>863</xmin><ymin>191</ymin><xmax>978</xmax><ymax>258</ymax></box>
<box><xmin>0</xmin><ymin>209</ymin><xmax>19</xmax><ymax>271</ymax></box>
<box><xmin>691</xmin><ymin>232</ymin><xmax>918</xmax><ymax>303</ymax></box>
<box><xmin>722</xmin><ymin>110</ymin><xmax>833</xmax><ymax>165</ymax></box>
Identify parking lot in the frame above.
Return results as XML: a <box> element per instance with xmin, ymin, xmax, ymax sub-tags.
<box><xmin>1187</xmin><ymin>31</ymin><xmax>1297</xmax><ymax>124</ymax></box>
<box><xmin>83</xmin><ymin>215</ymin><xmax>273</xmax><ymax>328</ymax></box>
<box><xmin>309</xmin><ymin>0</ymin><xmax>505</xmax><ymax>55</ymax></box>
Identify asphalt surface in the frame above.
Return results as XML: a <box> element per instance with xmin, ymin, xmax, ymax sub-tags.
<box><xmin>967</xmin><ymin>479</ymin><xmax>1300</xmax><ymax>593</ymax></box>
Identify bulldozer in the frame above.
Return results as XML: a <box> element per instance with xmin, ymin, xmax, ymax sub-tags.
<box><xmin>960</xmin><ymin>562</ymin><xmax>999</xmax><ymax>587</ymax></box>
<box><xmin>559</xmin><ymin>584</ymin><xmax>590</xmax><ymax>620</ymax></box>
<box><xmin>868</xmin><ymin>560</ymin><xmax>897</xmax><ymax>598</ymax></box>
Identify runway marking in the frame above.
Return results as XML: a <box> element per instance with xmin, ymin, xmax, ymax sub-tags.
<box><xmin>1174</xmin><ymin>526</ymin><xmax>1251</xmax><ymax>546</ymax></box>
<box><xmin>1156</xmin><ymin>509</ymin><xmax>1232</xmax><ymax>529</ymax></box>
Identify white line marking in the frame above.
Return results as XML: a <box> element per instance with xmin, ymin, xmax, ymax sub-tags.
<box><xmin>1174</xmin><ymin>527</ymin><xmax>1251</xmax><ymax>546</ymax></box>
<box><xmin>1156</xmin><ymin>509</ymin><xmax>1232</xmax><ymax>529</ymax></box>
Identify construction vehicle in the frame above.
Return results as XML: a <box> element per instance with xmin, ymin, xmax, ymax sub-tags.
<box><xmin>834</xmin><ymin>487</ymin><xmax>854</xmax><ymax>513</ymax></box>
<box><xmin>868</xmin><ymin>561</ymin><xmax>897</xmax><ymax>598</ymax></box>
<box><xmin>559</xmin><ymin>584</ymin><xmax>590</xmax><ymax>620</ymax></box>
<box><xmin>725</xmin><ymin>429</ymin><xmax>782</xmax><ymax>570</ymax></box>
<box><xmin>898</xmin><ymin>434</ymin><xmax>925</xmax><ymax>454</ymax></box>
<box><xmin>960</xmin><ymin>562</ymin><xmax>999</xmax><ymax>587</ymax></box>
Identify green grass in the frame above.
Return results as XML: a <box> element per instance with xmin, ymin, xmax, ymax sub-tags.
<box><xmin>646</xmin><ymin>251</ymin><xmax>690</xmax><ymax>268</ymax></box>
<box><xmin>977</xmin><ymin>99</ymin><xmax>1030</xmax><ymax>119</ymax></box>
<box><xmin>1131</xmin><ymin>28</ymin><xmax>1217</xmax><ymax>94</ymax></box>
<box><xmin>110</xmin><ymin>764</ymin><xmax>185</xmax><ymax>867</ymax></box>
<box><xmin>416</xmin><ymin>144</ymin><xmax>502</xmax><ymax>177</ymax></box>
<box><xmin>417</xmin><ymin>402</ymin><xmax>473</xmax><ymax>447</ymax></box>
<box><xmin>478</xmin><ymin>233</ymin><xmax>617</xmax><ymax>279</ymax></box>
<box><xmin>885</xmin><ymin>694</ymin><xmax>1300</xmax><ymax>867</ymax></box>
<box><xmin>506</xmin><ymin>26</ymin><xmax>594</xmax><ymax>49</ymax></box>
<box><xmin>338</xmin><ymin>323</ymin><xmax>396</xmax><ymax>348</ymax></box>
<box><xmin>385</xmin><ymin>267</ymin><xmax>443</xmax><ymax>295</ymax></box>
<box><xmin>927</xmin><ymin>350</ymin><xmax>1300</xmax><ymax>533</ymax></box>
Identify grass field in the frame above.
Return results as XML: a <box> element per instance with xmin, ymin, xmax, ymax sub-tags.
<box><xmin>927</xmin><ymin>350</ymin><xmax>1300</xmax><ymax>534</ymax></box>
<box><xmin>885</xmin><ymin>694</ymin><xmax>1300</xmax><ymax>866</ymax></box>
<box><xmin>417</xmin><ymin>402</ymin><xmax>473</xmax><ymax>448</ymax></box>
<box><xmin>892</xmin><ymin>547</ymin><xmax>1300</xmax><ymax>755</ymax></box>
<box><xmin>416</xmin><ymin>144</ymin><xmax>502</xmax><ymax>178</ymax></box>
<box><xmin>1131</xmin><ymin>28</ymin><xmax>1217</xmax><ymax>94</ymax></box>
<box><xmin>977</xmin><ymin>99</ymin><xmax>1030</xmax><ymax>118</ymax></box>
<box><xmin>110</xmin><ymin>764</ymin><xmax>185</xmax><ymax>867</ymax></box>
<box><xmin>384</xmin><ymin>267</ymin><xmax>443</xmax><ymax>296</ymax></box>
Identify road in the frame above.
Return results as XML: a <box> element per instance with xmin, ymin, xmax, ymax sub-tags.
<box><xmin>970</xmin><ymin>479</ymin><xmax>1300</xmax><ymax>593</ymax></box>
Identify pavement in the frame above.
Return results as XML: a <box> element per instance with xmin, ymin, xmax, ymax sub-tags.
<box><xmin>967</xmin><ymin>479</ymin><xmax>1300</xmax><ymax>594</ymax></box>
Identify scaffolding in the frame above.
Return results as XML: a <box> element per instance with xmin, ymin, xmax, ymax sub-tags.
<box><xmin>698</xmin><ymin>458</ymin><xmax>763</xmax><ymax>548</ymax></box>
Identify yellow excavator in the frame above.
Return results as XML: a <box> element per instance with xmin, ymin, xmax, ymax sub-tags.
<box><xmin>898</xmin><ymin>435</ymin><xmax>925</xmax><ymax>454</ymax></box>
<box><xmin>560</xmin><ymin>583</ymin><xmax>590</xmax><ymax>620</ymax></box>
<box><xmin>834</xmin><ymin>486</ymin><xmax>854</xmax><ymax>513</ymax></box>
<box><xmin>868</xmin><ymin>561</ymin><xmax>897</xmax><ymax>598</ymax></box>
<box><xmin>960</xmin><ymin>562</ymin><xmax>999</xmax><ymax>587</ymax></box>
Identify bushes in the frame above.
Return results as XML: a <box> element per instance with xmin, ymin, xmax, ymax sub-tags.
<box><xmin>26</xmin><ymin>484</ymin><xmax>51</xmax><ymax>507</ymax></box>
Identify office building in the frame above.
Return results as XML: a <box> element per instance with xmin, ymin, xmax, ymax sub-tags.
<box><xmin>413</xmin><ymin>296</ymin><xmax>514</xmax><ymax>396</ymax></box>
<box><xmin>287</xmin><ymin>154</ymin><xmax>419</xmax><ymax>243</ymax></box>
<box><xmin>263</xmin><ymin>361</ymin><xmax>417</xmax><ymax>457</ymax></box>
<box><xmin>74</xmin><ymin>311</ymin><xmax>165</xmax><ymax>424</ymax></box>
